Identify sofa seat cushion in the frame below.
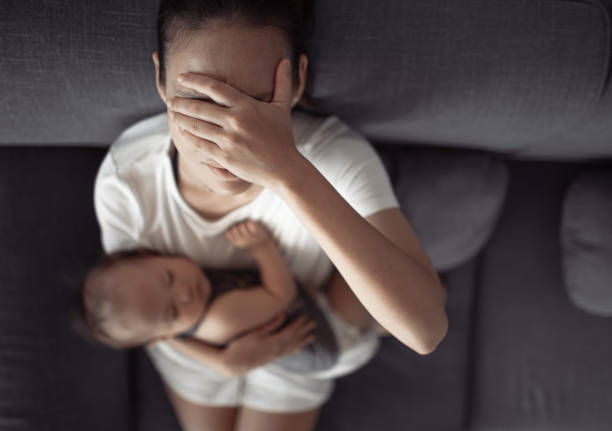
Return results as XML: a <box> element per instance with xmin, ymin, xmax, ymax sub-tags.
<box><xmin>561</xmin><ymin>170</ymin><xmax>612</xmax><ymax>316</ymax></box>
<box><xmin>0</xmin><ymin>147</ymin><xmax>132</xmax><ymax>431</ymax></box>
<box><xmin>470</xmin><ymin>161</ymin><xmax>612</xmax><ymax>430</ymax></box>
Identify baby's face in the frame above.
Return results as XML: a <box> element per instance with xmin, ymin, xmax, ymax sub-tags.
<box><xmin>101</xmin><ymin>255</ymin><xmax>212</xmax><ymax>344</ymax></box>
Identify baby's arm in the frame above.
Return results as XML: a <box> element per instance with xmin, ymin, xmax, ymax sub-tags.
<box><xmin>226</xmin><ymin>220</ymin><xmax>297</xmax><ymax>303</ymax></box>
<box><xmin>195</xmin><ymin>221</ymin><xmax>298</xmax><ymax>344</ymax></box>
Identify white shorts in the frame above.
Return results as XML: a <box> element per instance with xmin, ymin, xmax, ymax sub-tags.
<box><xmin>145</xmin><ymin>291</ymin><xmax>381</xmax><ymax>413</ymax></box>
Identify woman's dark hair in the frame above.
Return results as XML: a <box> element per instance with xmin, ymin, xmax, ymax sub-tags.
<box><xmin>156</xmin><ymin>0</ymin><xmax>315</xmax><ymax>85</ymax></box>
<box><xmin>70</xmin><ymin>248</ymin><xmax>165</xmax><ymax>350</ymax></box>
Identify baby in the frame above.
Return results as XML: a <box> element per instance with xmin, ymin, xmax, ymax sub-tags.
<box><xmin>73</xmin><ymin>220</ymin><xmax>338</xmax><ymax>374</ymax></box>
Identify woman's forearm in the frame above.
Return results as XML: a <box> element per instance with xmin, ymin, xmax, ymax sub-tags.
<box><xmin>163</xmin><ymin>314</ymin><xmax>318</xmax><ymax>377</ymax></box>
<box><xmin>272</xmin><ymin>156</ymin><xmax>448</xmax><ymax>354</ymax></box>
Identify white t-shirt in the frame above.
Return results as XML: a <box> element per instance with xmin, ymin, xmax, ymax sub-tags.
<box><xmin>94</xmin><ymin>110</ymin><xmax>399</xmax><ymax>293</ymax></box>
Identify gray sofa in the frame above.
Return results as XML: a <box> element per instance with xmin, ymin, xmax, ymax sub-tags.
<box><xmin>2</xmin><ymin>1</ymin><xmax>611</xmax><ymax>430</ymax></box>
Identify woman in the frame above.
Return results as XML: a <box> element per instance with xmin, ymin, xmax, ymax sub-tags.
<box><xmin>94</xmin><ymin>0</ymin><xmax>448</xmax><ymax>429</ymax></box>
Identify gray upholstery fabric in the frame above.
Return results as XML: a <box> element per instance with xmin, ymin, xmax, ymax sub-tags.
<box><xmin>0</xmin><ymin>147</ymin><xmax>132</xmax><ymax>431</ymax></box>
<box><xmin>2</xmin><ymin>0</ymin><xmax>612</xmax><ymax>161</ymax></box>
<box><xmin>389</xmin><ymin>147</ymin><xmax>509</xmax><ymax>272</ymax></box>
<box><xmin>306</xmin><ymin>0</ymin><xmax>611</xmax><ymax>157</ymax></box>
<box><xmin>561</xmin><ymin>171</ymin><xmax>612</xmax><ymax>316</ymax></box>
<box><xmin>470</xmin><ymin>162</ymin><xmax>612</xmax><ymax>430</ymax></box>
<box><xmin>0</xmin><ymin>0</ymin><xmax>163</xmax><ymax>145</ymax></box>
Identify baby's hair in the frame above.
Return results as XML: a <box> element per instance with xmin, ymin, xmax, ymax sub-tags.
<box><xmin>70</xmin><ymin>248</ymin><xmax>166</xmax><ymax>350</ymax></box>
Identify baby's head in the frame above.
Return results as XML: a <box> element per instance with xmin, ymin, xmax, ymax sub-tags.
<box><xmin>72</xmin><ymin>249</ymin><xmax>212</xmax><ymax>349</ymax></box>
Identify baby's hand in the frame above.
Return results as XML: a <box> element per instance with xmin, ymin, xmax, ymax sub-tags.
<box><xmin>226</xmin><ymin>220</ymin><xmax>272</xmax><ymax>250</ymax></box>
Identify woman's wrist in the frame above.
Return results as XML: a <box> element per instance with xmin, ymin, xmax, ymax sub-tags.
<box><xmin>269</xmin><ymin>151</ymin><xmax>316</xmax><ymax>197</ymax></box>
<box><xmin>218</xmin><ymin>351</ymin><xmax>249</xmax><ymax>377</ymax></box>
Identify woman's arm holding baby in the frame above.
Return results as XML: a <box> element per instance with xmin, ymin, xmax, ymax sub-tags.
<box><xmin>158</xmin><ymin>313</ymin><xmax>315</xmax><ymax>377</ymax></box>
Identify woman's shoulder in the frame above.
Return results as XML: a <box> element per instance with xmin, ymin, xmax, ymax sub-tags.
<box><xmin>292</xmin><ymin>109</ymin><xmax>345</xmax><ymax>144</ymax></box>
<box><xmin>107</xmin><ymin>112</ymin><xmax>171</xmax><ymax>173</ymax></box>
<box><xmin>292</xmin><ymin>109</ymin><xmax>372</xmax><ymax>156</ymax></box>
<box><xmin>292</xmin><ymin>109</ymin><xmax>377</xmax><ymax>176</ymax></box>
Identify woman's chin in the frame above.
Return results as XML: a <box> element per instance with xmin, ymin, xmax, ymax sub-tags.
<box><xmin>211</xmin><ymin>177</ymin><xmax>253</xmax><ymax>195</ymax></box>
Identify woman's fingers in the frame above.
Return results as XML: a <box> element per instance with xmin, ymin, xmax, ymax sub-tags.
<box><xmin>173</xmin><ymin>111</ymin><xmax>227</xmax><ymax>147</ymax></box>
<box><xmin>168</xmin><ymin>96</ymin><xmax>227</xmax><ymax>127</ymax></box>
<box><xmin>271</xmin><ymin>58</ymin><xmax>293</xmax><ymax>110</ymax></box>
<box><xmin>273</xmin><ymin>315</ymin><xmax>316</xmax><ymax>341</ymax></box>
<box><xmin>288</xmin><ymin>316</ymin><xmax>317</xmax><ymax>344</ymax></box>
<box><xmin>167</xmin><ymin>69</ymin><xmax>300</xmax><ymax>188</ymax></box>
<box><xmin>291</xmin><ymin>334</ymin><xmax>317</xmax><ymax>354</ymax></box>
<box><xmin>225</xmin><ymin>228</ymin><xmax>236</xmax><ymax>243</ymax></box>
<box><xmin>238</xmin><ymin>222</ymin><xmax>250</xmax><ymax>237</ymax></box>
<box><xmin>273</xmin><ymin>316</ymin><xmax>317</xmax><ymax>355</ymax></box>
<box><xmin>176</xmin><ymin>121</ymin><xmax>225</xmax><ymax>161</ymax></box>
<box><xmin>297</xmin><ymin>318</ymin><xmax>318</xmax><ymax>337</ymax></box>
<box><xmin>252</xmin><ymin>313</ymin><xmax>287</xmax><ymax>336</ymax></box>
<box><xmin>177</xmin><ymin>73</ymin><xmax>243</xmax><ymax>108</ymax></box>
<box><xmin>246</xmin><ymin>220</ymin><xmax>258</xmax><ymax>234</ymax></box>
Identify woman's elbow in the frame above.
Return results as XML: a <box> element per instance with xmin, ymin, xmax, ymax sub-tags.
<box><xmin>383</xmin><ymin>279</ymin><xmax>449</xmax><ymax>354</ymax></box>
<box><xmin>415</xmin><ymin>309</ymin><xmax>449</xmax><ymax>355</ymax></box>
<box><xmin>414</xmin><ymin>278</ymin><xmax>449</xmax><ymax>355</ymax></box>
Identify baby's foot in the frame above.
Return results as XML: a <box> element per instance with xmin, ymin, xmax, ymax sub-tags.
<box><xmin>225</xmin><ymin>220</ymin><xmax>271</xmax><ymax>250</ymax></box>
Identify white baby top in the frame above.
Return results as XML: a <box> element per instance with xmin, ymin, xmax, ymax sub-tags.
<box><xmin>94</xmin><ymin>110</ymin><xmax>399</xmax><ymax>292</ymax></box>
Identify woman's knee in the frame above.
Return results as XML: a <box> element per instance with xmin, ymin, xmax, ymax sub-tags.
<box><xmin>234</xmin><ymin>406</ymin><xmax>321</xmax><ymax>431</ymax></box>
<box><xmin>163</xmin><ymin>383</ymin><xmax>239</xmax><ymax>431</ymax></box>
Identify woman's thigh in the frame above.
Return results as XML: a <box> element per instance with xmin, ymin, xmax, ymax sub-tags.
<box><xmin>163</xmin><ymin>382</ymin><xmax>239</xmax><ymax>431</ymax></box>
<box><xmin>234</xmin><ymin>406</ymin><xmax>321</xmax><ymax>431</ymax></box>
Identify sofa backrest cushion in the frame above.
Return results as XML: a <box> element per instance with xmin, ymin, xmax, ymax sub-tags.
<box><xmin>1</xmin><ymin>0</ymin><xmax>162</xmax><ymax>146</ymax></box>
<box><xmin>1</xmin><ymin>0</ymin><xmax>610</xmax><ymax>157</ymax></box>
<box><xmin>306</xmin><ymin>0</ymin><xmax>610</xmax><ymax>153</ymax></box>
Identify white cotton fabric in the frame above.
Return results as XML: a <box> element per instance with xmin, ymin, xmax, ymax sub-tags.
<box><xmin>94</xmin><ymin>109</ymin><xmax>399</xmax><ymax>412</ymax></box>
